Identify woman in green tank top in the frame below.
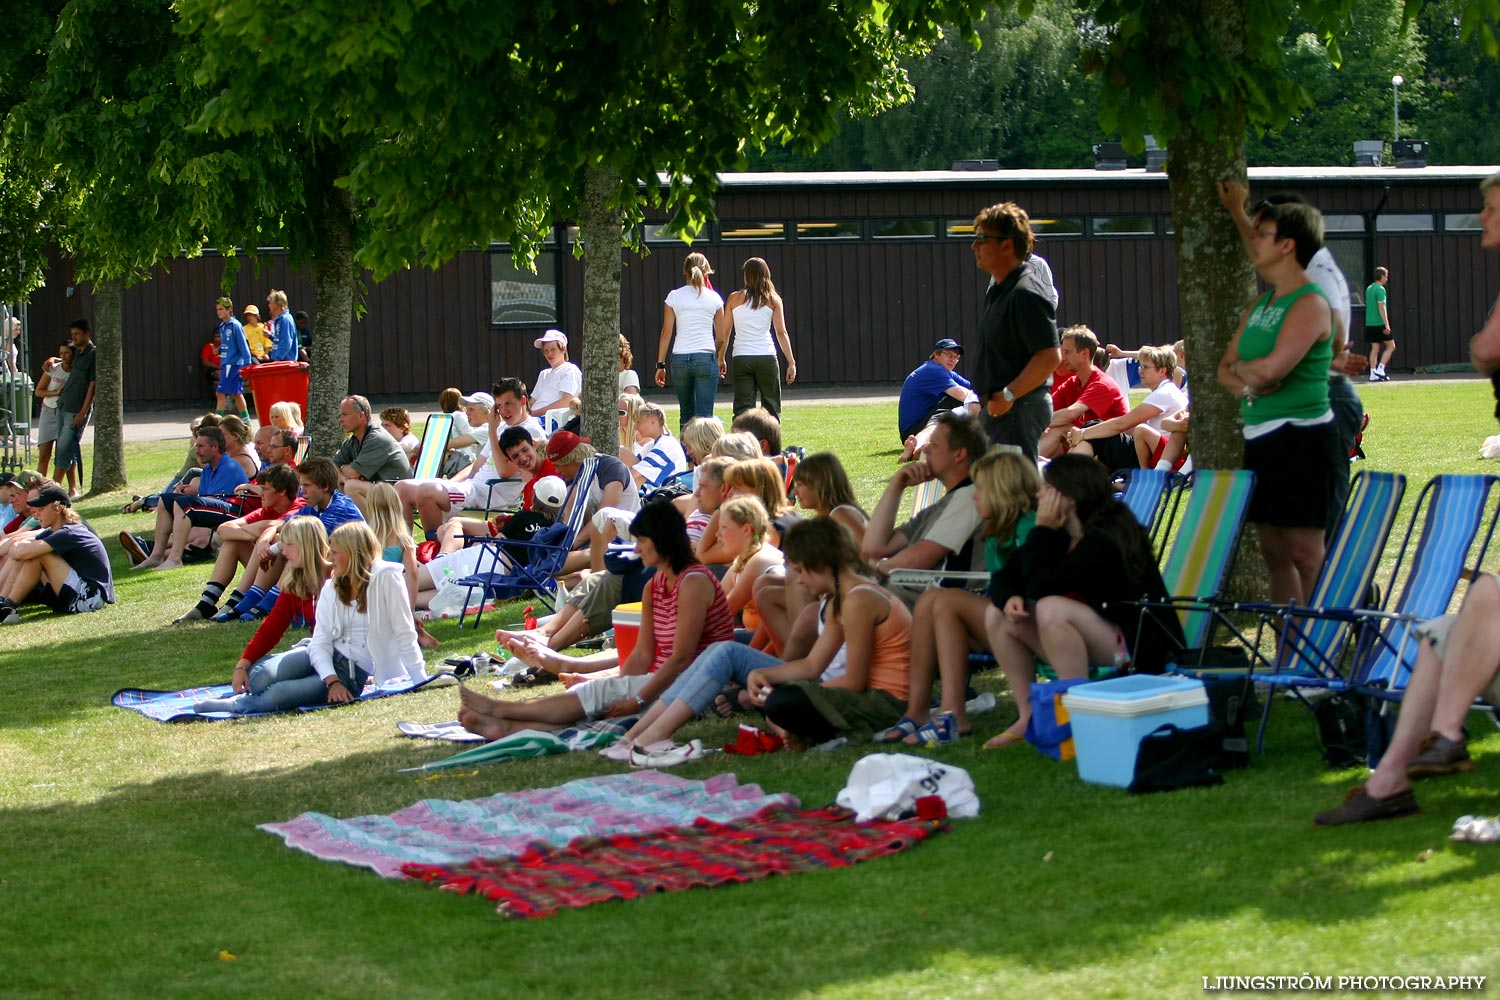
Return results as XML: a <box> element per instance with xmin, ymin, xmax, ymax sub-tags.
<box><xmin>1217</xmin><ymin>197</ymin><xmax>1343</xmax><ymax>607</ymax></box>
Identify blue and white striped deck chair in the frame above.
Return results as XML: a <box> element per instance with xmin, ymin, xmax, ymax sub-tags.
<box><xmin>1190</xmin><ymin>471</ymin><xmax>1405</xmax><ymax>749</ymax></box>
<box><xmin>1348</xmin><ymin>475</ymin><xmax>1500</xmax><ymax>708</ymax></box>
<box><xmin>1116</xmin><ymin>467</ymin><xmax>1183</xmax><ymax>559</ymax></box>
<box><xmin>454</xmin><ymin>457</ymin><xmax>600</xmax><ymax>628</ymax></box>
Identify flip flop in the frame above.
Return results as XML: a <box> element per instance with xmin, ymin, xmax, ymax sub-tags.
<box><xmin>873</xmin><ymin>716</ymin><xmax>921</xmax><ymax>744</ymax></box>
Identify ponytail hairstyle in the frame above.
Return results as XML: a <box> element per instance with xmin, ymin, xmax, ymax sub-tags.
<box><xmin>329</xmin><ymin>521</ymin><xmax>380</xmax><ymax>613</ymax></box>
<box><xmin>971</xmin><ymin>450</ymin><xmax>1041</xmax><ymax>543</ymax></box>
<box><xmin>720</xmin><ymin>495</ymin><xmax>771</xmax><ymax>572</ymax></box>
<box><xmin>742</xmin><ymin>257</ymin><xmax>775</xmax><ymax>310</ymax></box>
<box><xmin>1042</xmin><ymin>454</ymin><xmax>1156</xmax><ymax>587</ymax></box>
<box><xmin>781</xmin><ymin>517</ymin><xmax>872</xmax><ymax>617</ymax></box>
<box><xmin>683</xmin><ymin>252</ymin><xmax>713</xmax><ymax>295</ymax></box>
<box><xmin>278</xmin><ymin>516</ymin><xmax>330</xmax><ymax>600</ymax></box>
<box><xmin>724</xmin><ymin>457</ymin><xmax>791</xmax><ymax>516</ymax></box>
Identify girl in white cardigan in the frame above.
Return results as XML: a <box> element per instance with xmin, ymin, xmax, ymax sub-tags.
<box><xmin>310</xmin><ymin>521</ymin><xmax>429</xmax><ymax>703</ymax></box>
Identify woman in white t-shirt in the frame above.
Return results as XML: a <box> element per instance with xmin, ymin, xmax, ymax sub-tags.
<box><xmin>720</xmin><ymin>257</ymin><xmax>796</xmax><ymax>419</ymax></box>
<box><xmin>530</xmin><ymin>328</ymin><xmax>583</xmax><ymax>430</ymax></box>
<box><xmin>656</xmin><ymin>252</ymin><xmax>725</xmax><ymax>430</ymax></box>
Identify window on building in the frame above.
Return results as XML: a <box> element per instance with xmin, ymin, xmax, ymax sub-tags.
<box><xmin>871</xmin><ymin>219</ymin><xmax>937</xmax><ymax>239</ymax></box>
<box><xmin>1091</xmin><ymin>216</ymin><xmax>1157</xmax><ymax>236</ymax></box>
<box><xmin>643</xmin><ymin>223</ymin><xmax>692</xmax><ymax>244</ymax></box>
<box><xmin>1030</xmin><ymin>216</ymin><xmax>1085</xmax><ymax>236</ymax></box>
<box><xmin>794</xmin><ymin>221</ymin><xmax>862</xmax><ymax>240</ymax></box>
<box><xmin>1324</xmin><ymin>214</ymin><xmax>1366</xmax><ymax>233</ymax></box>
<box><xmin>1444</xmin><ymin>213</ymin><xmax>1481</xmax><ymax>232</ymax></box>
<box><xmin>720</xmin><ymin>221</ymin><xmax>786</xmax><ymax>241</ymax></box>
<box><xmin>1375</xmin><ymin>213</ymin><xmax>1434</xmax><ymax>233</ymax></box>
<box><xmin>490</xmin><ymin>250</ymin><xmax>558</xmax><ymax>326</ymax></box>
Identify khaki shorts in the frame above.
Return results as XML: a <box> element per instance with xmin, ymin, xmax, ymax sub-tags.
<box><xmin>573</xmin><ymin>673</ymin><xmax>652</xmax><ymax>719</ymax></box>
<box><xmin>1413</xmin><ymin>613</ymin><xmax>1500</xmax><ymax>705</ymax></box>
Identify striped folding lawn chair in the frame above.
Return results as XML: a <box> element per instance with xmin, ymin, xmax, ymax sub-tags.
<box><xmin>1328</xmin><ymin>474</ymin><xmax>1500</xmax><ymax>716</ymax></box>
<box><xmin>411</xmin><ymin>412</ymin><xmax>454</xmax><ymax>481</ymax></box>
<box><xmin>1168</xmin><ymin>470</ymin><xmax>1407</xmax><ymax>749</ymax></box>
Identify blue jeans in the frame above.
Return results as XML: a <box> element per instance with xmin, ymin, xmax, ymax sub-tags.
<box><xmin>658</xmin><ymin>640</ymin><xmax>781</xmax><ymax>715</ymax></box>
<box><xmin>53</xmin><ymin>410</ymin><xmax>83</xmax><ymax>471</ymax></box>
<box><xmin>230</xmin><ymin>645</ymin><xmax>369</xmax><ymax>714</ymax></box>
<box><xmin>670</xmin><ymin>352</ymin><xmax>718</xmax><ymax>429</ymax></box>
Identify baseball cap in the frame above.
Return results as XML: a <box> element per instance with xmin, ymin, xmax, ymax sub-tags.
<box><xmin>932</xmin><ymin>339</ymin><xmax>964</xmax><ymax>356</ymax></box>
<box><xmin>242</xmin><ymin>304</ymin><xmax>260</xmax><ymax>317</ymax></box>
<box><xmin>30</xmin><ymin>485</ymin><xmax>71</xmax><ymax>508</ymax></box>
<box><xmin>545</xmin><ymin>430</ymin><xmax>591</xmax><ymax>462</ymax></box>
<box><xmin>459</xmin><ymin>391</ymin><xmax>495</xmax><ymax>409</ymax></box>
<box><xmin>533</xmin><ymin>329</ymin><xmax>568</xmax><ymax>349</ymax></box>
<box><xmin>0</xmin><ymin>473</ymin><xmax>14</xmax><ymax>487</ymax></box>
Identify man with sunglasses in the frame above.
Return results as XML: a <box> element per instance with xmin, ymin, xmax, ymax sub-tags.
<box><xmin>968</xmin><ymin>202</ymin><xmax>1062</xmax><ymax>464</ymax></box>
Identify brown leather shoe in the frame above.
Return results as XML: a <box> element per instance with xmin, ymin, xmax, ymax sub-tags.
<box><xmin>1314</xmin><ymin>785</ymin><xmax>1420</xmax><ymax>826</ymax></box>
<box><xmin>1407</xmin><ymin>733</ymin><xmax>1473</xmax><ymax>779</ymax></box>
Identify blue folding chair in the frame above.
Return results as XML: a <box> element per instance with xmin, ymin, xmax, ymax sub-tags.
<box><xmin>455</xmin><ymin>457</ymin><xmax>600</xmax><ymax>628</ymax></box>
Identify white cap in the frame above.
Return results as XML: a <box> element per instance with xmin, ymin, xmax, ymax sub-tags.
<box><xmin>532</xmin><ymin>475</ymin><xmax>567</xmax><ymax>508</ymax></box>
<box><xmin>459</xmin><ymin>391</ymin><xmax>495</xmax><ymax>409</ymax></box>
<box><xmin>533</xmin><ymin>329</ymin><xmax>568</xmax><ymax>349</ymax></box>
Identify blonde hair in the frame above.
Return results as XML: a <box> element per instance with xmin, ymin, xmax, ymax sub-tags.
<box><xmin>268</xmin><ymin>289</ymin><xmax>288</xmax><ymax>309</ymax></box>
<box><xmin>269</xmin><ymin>401</ymin><xmax>304</xmax><ymax>433</ymax></box>
<box><xmin>619</xmin><ymin>394</ymin><xmax>649</xmax><ymax>447</ymax></box>
<box><xmin>971</xmin><ymin>451</ymin><xmax>1041</xmax><ymax>542</ymax></box>
<box><xmin>681</xmin><ymin>416</ymin><xmax>724</xmax><ymax>462</ymax></box>
<box><xmin>1138</xmin><ymin>344</ymin><xmax>1177</xmax><ymax>372</ymax></box>
<box><xmin>363</xmin><ymin>482</ymin><xmax>413</xmax><ymax>553</ymax></box>
<box><xmin>635</xmin><ymin>401</ymin><xmax>668</xmax><ymax>431</ymax></box>
<box><xmin>724</xmin><ymin>458</ymin><xmax>791</xmax><ymax>516</ymax></box>
<box><xmin>555</xmin><ymin>441</ymin><xmax>596</xmax><ymax>467</ymax></box>
<box><xmin>329</xmin><ymin>522</ymin><xmax>379</xmax><ymax>612</ymax></box>
<box><xmin>683</xmin><ymin>252</ymin><xmax>713</xmax><ymax>294</ymax></box>
<box><xmin>279</xmin><ymin>517</ymin><xmax>330</xmax><ymax>600</ymax></box>
<box><xmin>720</xmin><ymin>495</ymin><xmax>772</xmax><ymax>572</ymax></box>
<box><xmin>711</xmin><ymin>431</ymin><xmax>761</xmax><ymax>462</ymax></box>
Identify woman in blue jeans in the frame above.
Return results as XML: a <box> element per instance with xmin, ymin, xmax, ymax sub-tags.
<box><xmin>656</xmin><ymin>252</ymin><xmax>725</xmax><ymax>430</ymax></box>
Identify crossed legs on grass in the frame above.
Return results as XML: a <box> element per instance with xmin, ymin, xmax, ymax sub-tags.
<box><xmin>1318</xmin><ymin>574</ymin><xmax>1500</xmax><ymax>824</ymax></box>
<box><xmin>982</xmin><ymin>595</ymin><xmax>1120</xmax><ymax>748</ymax></box>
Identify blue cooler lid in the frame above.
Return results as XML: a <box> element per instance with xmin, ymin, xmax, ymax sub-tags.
<box><xmin>1061</xmin><ymin>674</ymin><xmax>1207</xmax><ymax>717</ymax></box>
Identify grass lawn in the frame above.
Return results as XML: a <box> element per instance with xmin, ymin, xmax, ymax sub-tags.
<box><xmin>4</xmin><ymin>381</ymin><xmax>1500</xmax><ymax>998</ymax></box>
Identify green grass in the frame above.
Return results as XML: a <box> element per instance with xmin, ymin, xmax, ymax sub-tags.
<box><xmin>4</xmin><ymin>384</ymin><xmax>1500</xmax><ymax>999</ymax></box>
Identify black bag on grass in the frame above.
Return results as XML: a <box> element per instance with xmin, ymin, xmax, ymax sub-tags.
<box><xmin>1128</xmin><ymin>723</ymin><xmax>1226</xmax><ymax>794</ymax></box>
<box><xmin>1313</xmin><ymin>694</ymin><xmax>1369</xmax><ymax>769</ymax></box>
<box><xmin>1202</xmin><ymin>675</ymin><xmax>1259</xmax><ymax>771</ymax></box>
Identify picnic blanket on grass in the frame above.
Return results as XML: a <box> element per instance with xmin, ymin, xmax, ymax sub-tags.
<box><xmin>260</xmin><ymin>771</ymin><xmax>797</xmax><ymax>878</ymax></box>
<box><xmin>111</xmin><ymin>673</ymin><xmax>454</xmax><ymax>723</ymax></box>
<box><xmin>395</xmin><ymin>716</ymin><xmax>637</xmax><ymax>757</ymax></box>
<box><xmin>401</xmin><ymin>804</ymin><xmax>944</xmax><ymax>919</ymax></box>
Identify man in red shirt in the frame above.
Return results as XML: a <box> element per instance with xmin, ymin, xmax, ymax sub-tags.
<box><xmin>1038</xmin><ymin>325</ymin><xmax>1129</xmax><ymax>459</ymax></box>
<box><xmin>172</xmin><ymin>464</ymin><xmax>305</xmax><ymax>622</ymax></box>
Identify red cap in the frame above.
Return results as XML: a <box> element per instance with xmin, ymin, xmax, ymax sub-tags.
<box><xmin>545</xmin><ymin>430</ymin><xmax>591</xmax><ymax>462</ymax></box>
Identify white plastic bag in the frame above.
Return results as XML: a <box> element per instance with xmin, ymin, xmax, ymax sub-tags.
<box><xmin>425</xmin><ymin>580</ymin><xmax>487</xmax><ymax>618</ymax></box>
<box><xmin>836</xmin><ymin>753</ymin><xmax>980</xmax><ymax>822</ymax></box>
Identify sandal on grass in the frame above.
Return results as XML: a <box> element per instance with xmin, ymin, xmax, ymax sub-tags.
<box><xmin>873</xmin><ymin>716</ymin><xmax>921</xmax><ymax>744</ymax></box>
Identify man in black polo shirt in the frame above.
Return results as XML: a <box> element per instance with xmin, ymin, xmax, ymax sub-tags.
<box><xmin>968</xmin><ymin>202</ymin><xmax>1061</xmax><ymax>464</ymax></box>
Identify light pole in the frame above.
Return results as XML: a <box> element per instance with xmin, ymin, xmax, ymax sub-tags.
<box><xmin>1392</xmin><ymin>74</ymin><xmax>1404</xmax><ymax>142</ymax></box>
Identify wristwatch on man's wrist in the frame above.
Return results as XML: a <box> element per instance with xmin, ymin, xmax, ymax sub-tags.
<box><xmin>1001</xmin><ymin>386</ymin><xmax>1015</xmax><ymax>403</ymax></box>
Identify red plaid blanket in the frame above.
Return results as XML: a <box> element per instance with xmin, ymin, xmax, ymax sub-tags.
<box><xmin>400</xmin><ymin>804</ymin><xmax>943</xmax><ymax>919</ymax></box>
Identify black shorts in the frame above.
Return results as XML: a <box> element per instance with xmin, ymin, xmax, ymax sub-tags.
<box><xmin>1244</xmin><ymin>420</ymin><xmax>1343</xmax><ymax>529</ymax></box>
<box><xmin>31</xmin><ymin>572</ymin><xmax>107</xmax><ymax>615</ymax></box>
<box><xmin>1088</xmin><ymin>428</ymin><xmax>1139</xmax><ymax>472</ymax></box>
<box><xmin>1365</xmin><ymin>324</ymin><xmax>1392</xmax><ymax>345</ymax></box>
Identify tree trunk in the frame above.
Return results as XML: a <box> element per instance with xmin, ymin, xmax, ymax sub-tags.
<box><xmin>1164</xmin><ymin>0</ymin><xmax>1264</xmax><ymax>600</ymax></box>
<box><xmin>579</xmin><ymin>163</ymin><xmax>624</xmax><ymax>450</ymax></box>
<box><xmin>88</xmin><ymin>275</ymin><xmax>127</xmax><ymax>493</ymax></box>
<box><xmin>306</xmin><ymin>180</ymin><xmax>356</xmax><ymax>459</ymax></box>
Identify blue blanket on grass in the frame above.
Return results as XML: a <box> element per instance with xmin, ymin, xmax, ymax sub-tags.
<box><xmin>111</xmin><ymin>673</ymin><xmax>455</xmax><ymax>723</ymax></box>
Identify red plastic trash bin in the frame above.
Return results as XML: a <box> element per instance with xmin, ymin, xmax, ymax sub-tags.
<box><xmin>241</xmin><ymin>361</ymin><xmax>310</xmax><ymax>426</ymax></box>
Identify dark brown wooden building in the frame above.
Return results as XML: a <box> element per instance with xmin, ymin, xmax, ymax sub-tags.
<box><xmin>18</xmin><ymin>165</ymin><xmax>1500</xmax><ymax>404</ymax></box>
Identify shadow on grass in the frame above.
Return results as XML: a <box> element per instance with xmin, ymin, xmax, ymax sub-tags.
<box><xmin>5</xmin><ymin>722</ymin><xmax>1500</xmax><ymax>1000</ymax></box>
